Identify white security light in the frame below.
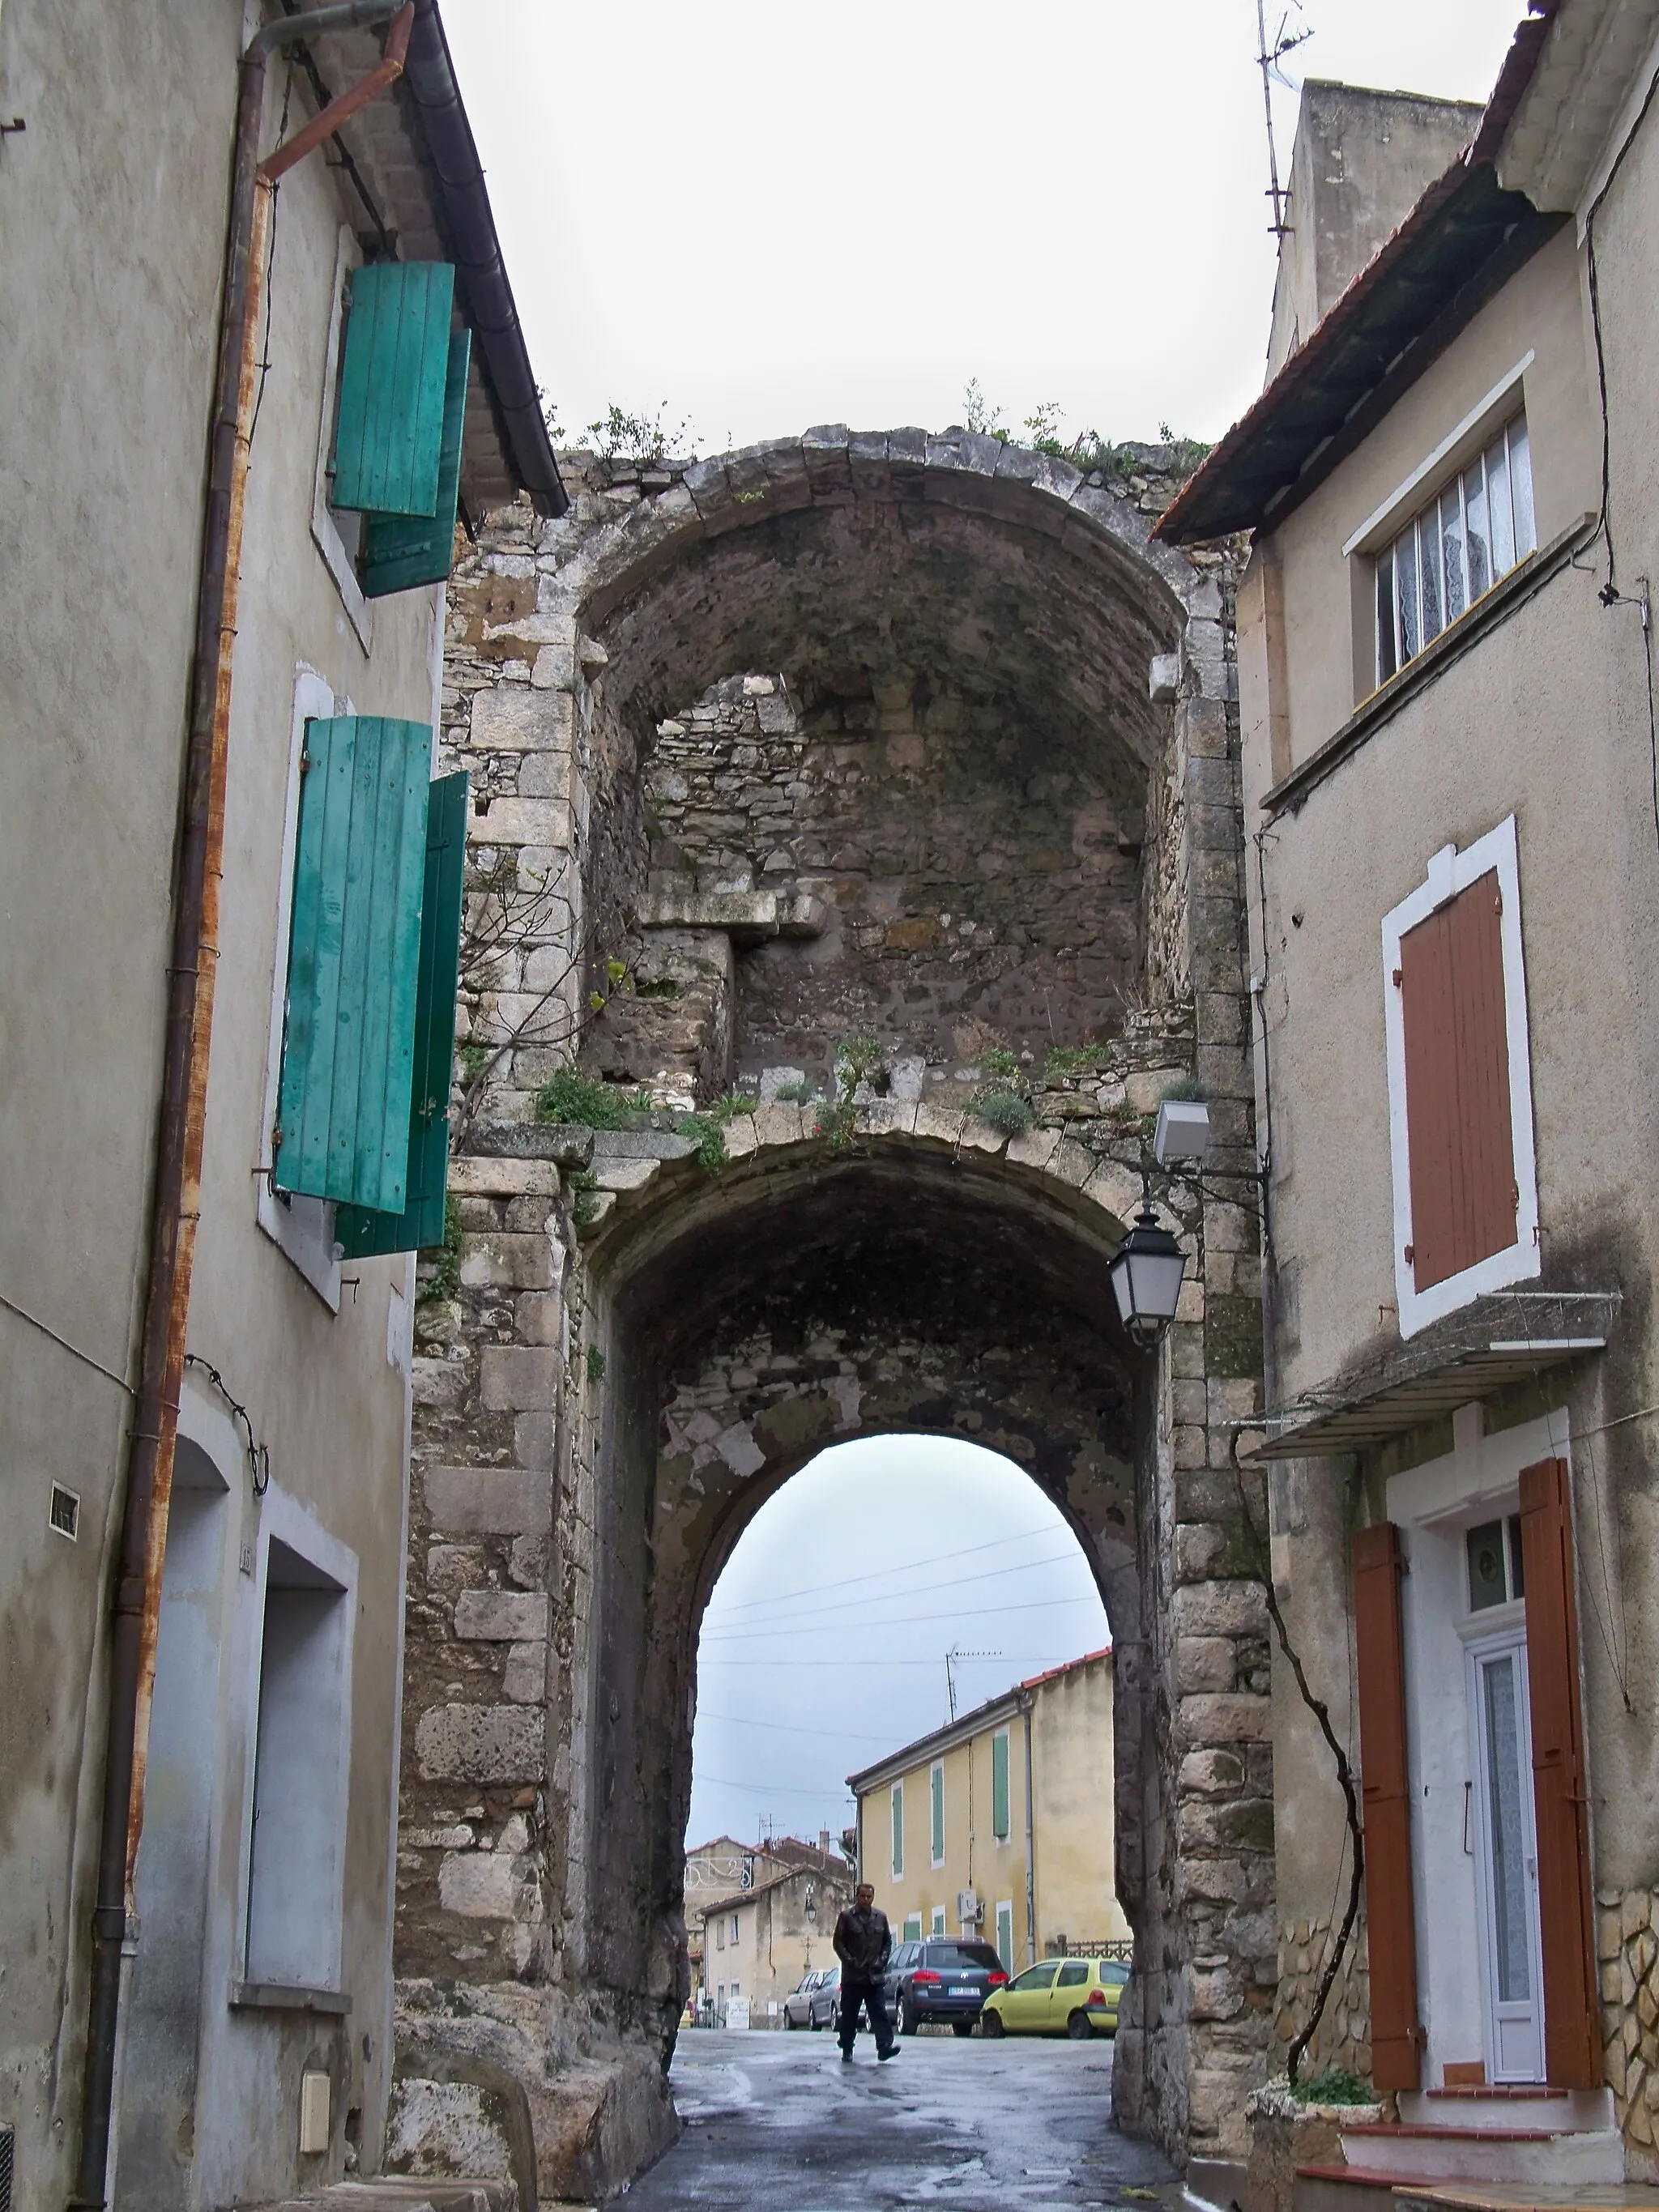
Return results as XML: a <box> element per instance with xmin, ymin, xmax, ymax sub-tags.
<box><xmin>1154</xmin><ymin>1097</ymin><xmax>1209</xmax><ymax>1167</ymax></box>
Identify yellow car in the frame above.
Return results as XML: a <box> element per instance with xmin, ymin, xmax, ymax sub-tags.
<box><xmin>978</xmin><ymin>1956</ymin><xmax>1128</xmax><ymax>2039</ymax></box>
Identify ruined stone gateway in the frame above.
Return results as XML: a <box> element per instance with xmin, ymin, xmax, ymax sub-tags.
<box><xmin>389</xmin><ymin>429</ymin><xmax>1274</xmax><ymax>2203</ymax></box>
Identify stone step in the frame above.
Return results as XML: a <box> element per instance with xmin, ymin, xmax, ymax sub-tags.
<box><xmin>1403</xmin><ymin>2086</ymin><xmax>1615</xmax><ymax>2136</ymax></box>
<box><xmin>1294</xmin><ymin>2167</ymin><xmax>1405</xmax><ymax>2212</ymax></box>
<box><xmin>236</xmin><ymin>2181</ymin><xmax>516</xmax><ymax>2212</ymax></box>
<box><xmin>1337</xmin><ymin>2120</ymin><xmax>1625</xmax><ymax>2185</ymax></box>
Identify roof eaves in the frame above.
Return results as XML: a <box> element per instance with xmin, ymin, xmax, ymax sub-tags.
<box><xmin>1469</xmin><ymin>0</ymin><xmax>1565</xmax><ymax>166</ymax></box>
<box><xmin>1155</xmin><ymin>158</ymin><xmax>1559</xmax><ymax>546</ymax></box>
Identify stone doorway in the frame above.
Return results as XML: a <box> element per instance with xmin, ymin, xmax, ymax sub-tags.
<box><xmin>389</xmin><ymin>433</ymin><xmax>1273</xmax><ymax>2205</ymax></box>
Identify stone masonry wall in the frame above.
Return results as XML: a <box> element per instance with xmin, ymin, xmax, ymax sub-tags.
<box><xmin>390</xmin><ymin>433</ymin><xmax>1271</xmax><ymax>2190</ymax></box>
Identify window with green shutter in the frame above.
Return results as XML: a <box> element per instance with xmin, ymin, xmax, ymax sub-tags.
<box><xmin>992</xmin><ymin>1731</ymin><xmax>1010</xmax><ymax>1841</ymax></box>
<box><xmin>930</xmin><ymin>1762</ymin><xmax>945</xmax><ymax>1864</ymax></box>
<box><xmin>274</xmin><ymin>716</ymin><xmax>433</xmax><ymax>1217</ymax></box>
<box><xmin>330</xmin><ymin>262</ymin><xmax>456</xmax><ymax>518</ymax></box>
<box><xmin>360</xmin><ymin>330</ymin><xmax>471</xmax><ymax>600</ymax></box>
<box><xmin>335</xmin><ymin>770</ymin><xmax>468</xmax><ymax>1257</ymax></box>
<box><xmin>891</xmin><ymin>1782</ymin><xmax>903</xmax><ymax>1877</ymax></box>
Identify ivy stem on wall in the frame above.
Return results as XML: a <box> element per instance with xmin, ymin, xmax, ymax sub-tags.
<box><xmin>1231</xmin><ymin>1443</ymin><xmax>1365</xmax><ymax>2086</ymax></box>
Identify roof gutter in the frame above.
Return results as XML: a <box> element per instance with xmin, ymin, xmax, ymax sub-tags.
<box><xmin>403</xmin><ymin>0</ymin><xmax>567</xmax><ymax>516</ymax></box>
<box><xmin>70</xmin><ymin>10</ymin><xmax>410</xmax><ymax>2200</ymax></box>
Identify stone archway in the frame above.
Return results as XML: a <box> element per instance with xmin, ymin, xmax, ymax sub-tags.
<box><xmin>390</xmin><ymin>433</ymin><xmax>1272</xmax><ymax>2205</ymax></box>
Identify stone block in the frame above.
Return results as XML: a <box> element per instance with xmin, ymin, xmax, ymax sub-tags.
<box><xmin>424</xmin><ymin>1466</ymin><xmax>551</xmax><ymax>1536</ymax></box>
<box><xmin>1179</xmin><ymin>1692</ymin><xmax>1273</xmax><ymax>1748</ymax></box>
<box><xmin>481</xmin><ymin>1345</ymin><xmax>559</xmax><ymax>1410</ymax></box>
<box><xmin>459</xmin><ymin>1233</ymin><xmax>556</xmax><ymax>1290</ymax></box>
<box><xmin>594</xmin><ymin>1157</ymin><xmax>661</xmax><ymax>1193</ymax></box>
<box><xmin>505</xmin><ymin>1640</ymin><xmax>548</xmax><ymax>1703</ymax></box>
<box><xmin>472</xmin><ymin>1122</ymin><xmax>594</xmax><ymax>1166</ymax></box>
<box><xmin>415</xmin><ymin>1703</ymin><xmax>547</xmax><ymax>1783</ymax></box>
<box><xmin>514</xmin><ymin>1411</ymin><xmax>556</xmax><ymax>1470</ymax></box>
<box><xmin>1004</xmin><ymin>1127</ymin><xmax>1064</xmax><ymax>1171</ymax></box>
<box><xmin>1173</xmin><ymin>1580</ymin><xmax>1268</xmax><ymax>1639</ymax></box>
<box><xmin>469</xmin><ymin>686</ymin><xmax>563</xmax><ymax>750</ymax></box>
<box><xmin>591</xmin><ymin>1129</ymin><xmax>700</xmax><ymax>1160</ymax></box>
<box><xmin>1176</xmin><ymin>1636</ymin><xmax>1239</xmax><ymax>1695</ymax></box>
<box><xmin>412</xmin><ymin>1357</ymin><xmax>468</xmax><ymax>1410</ymax></box>
<box><xmin>448</xmin><ymin>1157</ymin><xmax>562</xmax><ymax>1199</ymax></box>
<box><xmin>437</xmin><ymin>1848</ymin><xmax>523</xmax><ymax>1918</ymax></box>
<box><xmin>454</xmin><ymin>1589</ymin><xmax>551</xmax><ymax>1641</ymax></box>
<box><xmin>753</xmin><ymin>1102</ymin><xmax>808</xmax><ymax>1148</ymax></box>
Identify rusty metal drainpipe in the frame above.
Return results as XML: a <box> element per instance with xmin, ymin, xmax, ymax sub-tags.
<box><xmin>71</xmin><ymin>6</ymin><xmax>411</xmax><ymax>2203</ymax></box>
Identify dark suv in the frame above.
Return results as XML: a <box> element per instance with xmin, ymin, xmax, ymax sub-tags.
<box><xmin>885</xmin><ymin>1938</ymin><xmax>1008</xmax><ymax>2035</ymax></box>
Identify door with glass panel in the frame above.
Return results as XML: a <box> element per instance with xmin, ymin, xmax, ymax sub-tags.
<box><xmin>1468</xmin><ymin>1625</ymin><xmax>1546</xmax><ymax>2082</ymax></box>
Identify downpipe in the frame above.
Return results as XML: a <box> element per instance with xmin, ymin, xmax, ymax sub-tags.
<box><xmin>70</xmin><ymin>7</ymin><xmax>411</xmax><ymax>2201</ymax></box>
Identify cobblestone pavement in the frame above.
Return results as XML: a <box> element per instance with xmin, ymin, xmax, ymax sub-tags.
<box><xmin>621</xmin><ymin>2029</ymin><xmax>1182</xmax><ymax>2211</ymax></box>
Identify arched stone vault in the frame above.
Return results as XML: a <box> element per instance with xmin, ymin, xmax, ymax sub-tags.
<box><xmin>390</xmin><ymin>435</ymin><xmax>1271</xmax><ymax>2205</ymax></box>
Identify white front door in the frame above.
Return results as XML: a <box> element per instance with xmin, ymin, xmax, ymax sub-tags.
<box><xmin>1468</xmin><ymin>1630</ymin><xmax>1546</xmax><ymax>2082</ymax></box>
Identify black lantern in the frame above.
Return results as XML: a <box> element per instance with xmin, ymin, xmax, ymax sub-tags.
<box><xmin>1109</xmin><ymin>1208</ymin><xmax>1187</xmax><ymax>1350</ymax></box>
<box><xmin>804</xmin><ymin>1886</ymin><xmax>817</xmax><ymax>1925</ymax></box>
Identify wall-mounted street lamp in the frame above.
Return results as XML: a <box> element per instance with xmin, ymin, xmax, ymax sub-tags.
<box><xmin>1108</xmin><ymin>1097</ymin><xmax>1211</xmax><ymax>1351</ymax></box>
<box><xmin>804</xmin><ymin>1886</ymin><xmax>817</xmax><ymax>1926</ymax></box>
<box><xmin>1109</xmin><ymin>1211</ymin><xmax>1188</xmax><ymax>1350</ymax></box>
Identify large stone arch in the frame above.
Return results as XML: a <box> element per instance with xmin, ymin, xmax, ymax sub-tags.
<box><xmin>390</xmin><ymin>436</ymin><xmax>1271</xmax><ymax>2204</ymax></box>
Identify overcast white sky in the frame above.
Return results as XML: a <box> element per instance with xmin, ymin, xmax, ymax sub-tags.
<box><xmin>686</xmin><ymin>1438</ymin><xmax>1110</xmax><ymax>1852</ymax></box>
<box><xmin>444</xmin><ymin>0</ymin><xmax>1525</xmax><ymax>458</ymax></box>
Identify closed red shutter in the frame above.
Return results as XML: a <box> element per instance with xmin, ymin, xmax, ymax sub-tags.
<box><xmin>1519</xmin><ymin>1457</ymin><xmax>1601</xmax><ymax>2091</ymax></box>
<box><xmin>1354</xmin><ymin>1520</ymin><xmax>1422</xmax><ymax>2091</ymax></box>
<box><xmin>1399</xmin><ymin>867</ymin><xmax>1516</xmax><ymax>1290</ymax></box>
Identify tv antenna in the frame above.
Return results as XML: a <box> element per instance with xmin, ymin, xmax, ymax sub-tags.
<box><xmin>1256</xmin><ymin>0</ymin><xmax>1311</xmax><ymax>237</ymax></box>
<box><xmin>946</xmin><ymin>1646</ymin><xmax>1000</xmax><ymax>1722</ymax></box>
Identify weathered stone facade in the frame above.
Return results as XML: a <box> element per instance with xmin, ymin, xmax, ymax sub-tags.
<box><xmin>1600</xmin><ymin>1886</ymin><xmax>1659</xmax><ymax>2159</ymax></box>
<box><xmin>390</xmin><ymin>431</ymin><xmax>1273</xmax><ymax>2197</ymax></box>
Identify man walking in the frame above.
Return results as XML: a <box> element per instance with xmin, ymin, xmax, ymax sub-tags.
<box><xmin>833</xmin><ymin>1882</ymin><xmax>897</xmax><ymax>2061</ymax></box>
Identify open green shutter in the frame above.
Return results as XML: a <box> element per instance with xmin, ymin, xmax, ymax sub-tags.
<box><xmin>331</xmin><ymin>262</ymin><xmax>455</xmax><ymax>518</ymax></box>
<box><xmin>931</xmin><ymin>1764</ymin><xmax>944</xmax><ymax>1860</ymax></box>
<box><xmin>992</xmin><ymin>1733</ymin><xmax>1009</xmax><ymax>1839</ymax></box>
<box><xmin>360</xmin><ymin>330</ymin><xmax>471</xmax><ymax>599</ymax></box>
<box><xmin>275</xmin><ymin>717</ymin><xmax>431</xmax><ymax>1214</ymax></box>
<box><xmin>336</xmin><ymin>772</ymin><xmax>468</xmax><ymax>1257</ymax></box>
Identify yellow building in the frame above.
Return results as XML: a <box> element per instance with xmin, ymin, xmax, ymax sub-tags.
<box><xmin>847</xmin><ymin>1650</ymin><xmax>1128</xmax><ymax>1971</ymax></box>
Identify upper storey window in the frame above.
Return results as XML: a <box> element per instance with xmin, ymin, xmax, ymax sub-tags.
<box><xmin>1375</xmin><ymin>414</ymin><xmax>1536</xmax><ymax>687</ymax></box>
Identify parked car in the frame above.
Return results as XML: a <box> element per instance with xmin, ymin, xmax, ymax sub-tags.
<box><xmin>885</xmin><ymin>1939</ymin><xmax>1008</xmax><ymax>2035</ymax></box>
<box><xmin>783</xmin><ymin>1969</ymin><xmax>826</xmax><ymax>2029</ymax></box>
<box><xmin>979</xmin><ymin>1956</ymin><xmax>1128</xmax><ymax>2039</ymax></box>
<box><xmin>808</xmin><ymin>1963</ymin><xmax>842</xmax><ymax>2028</ymax></box>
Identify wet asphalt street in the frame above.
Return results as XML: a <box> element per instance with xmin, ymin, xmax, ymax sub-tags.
<box><xmin>622</xmin><ymin>2028</ymin><xmax>1181</xmax><ymax>2211</ymax></box>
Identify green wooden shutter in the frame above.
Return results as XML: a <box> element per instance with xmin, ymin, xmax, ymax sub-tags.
<box><xmin>931</xmin><ymin>1763</ymin><xmax>945</xmax><ymax>1860</ymax></box>
<box><xmin>992</xmin><ymin>1732</ymin><xmax>1010</xmax><ymax>1839</ymax></box>
<box><xmin>275</xmin><ymin>717</ymin><xmax>432</xmax><ymax>1215</ymax></box>
<box><xmin>335</xmin><ymin>771</ymin><xmax>468</xmax><ymax>1256</ymax></box>
<box><xmin>331</xmin><ymin>262</ymin><xmax>455</xmax><ymax>518</ymax></box>
<box><xmin>892</xmin><ymin>1784</ymin><xmax>903</xmax><ymax>1877</ymax></box>
<box><xmin>360</xmin><ymin>330</ymin><xmax>471</xmax><ymax>599</ymax></box>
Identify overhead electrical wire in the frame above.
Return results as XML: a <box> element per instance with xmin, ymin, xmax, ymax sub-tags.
<box><xmin>701</xmin><ymin>1590</ymin><xmax>1107</xmax><ymax>1646</ymax></box>
<box><xmin>698</xmin><ymin>1550</ymin><xmax>1097</xmax><ymax>1637</ymax></box>
<box><xmin>702</xmin><ymin>1518</ymin><xmax>1077</xmax><ymax>1621</ymax></box>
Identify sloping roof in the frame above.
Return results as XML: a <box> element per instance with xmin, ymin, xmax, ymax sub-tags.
<box><xmin>1156</xmin><ymin>156</ymin><xmax>1563</xmax><ymax>545</ymax></box>
<box><xmin>288</xmin><ymin>2</ymin><xmax>566</xmax><ymax>517</ymax></box>
<box><xmin>846</xmin><ymin>1647</ymin><xmax>1113</xmax><ymax>1796</ymax></box>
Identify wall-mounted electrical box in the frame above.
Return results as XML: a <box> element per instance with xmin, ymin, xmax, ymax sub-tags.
<box><xmin>298</xmin><ymin>2070</ymin><xmax>331</xmax><ymax>2156</ymax></box>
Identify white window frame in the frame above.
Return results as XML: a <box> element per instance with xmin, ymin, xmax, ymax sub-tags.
<box><xmin>1382</xmin><ymin>814</ymin><xmax>1540</xmax><ymax>1338</ymax></box>
<box><xmin>929</xmin><ymin>1759</ymin><xmax>945</xmax><ymax>1868</ymax></box>
<box><xmin>257</xmin><ymin>667</ymin><xmax>344</xmax><ymax>1306</ymax></box>
<box><xmin>312</xmin><ymin>227</ymin><xmax>374</xmax><ymax>654</ymax></box>
<box><xmin>891</xmin><ymin>1779</ymin><xmax>904</xmax><ymax>1878</ymax></box>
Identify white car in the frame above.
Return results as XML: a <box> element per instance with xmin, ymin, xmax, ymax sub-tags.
<box><xmin>783</xmin><ymin>1969</ymin><xmax>825</xmax><ymax>2028</ymax></box>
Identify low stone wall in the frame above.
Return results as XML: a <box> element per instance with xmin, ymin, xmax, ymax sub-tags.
<box><xmin>1272</xmin><ymin>1912</ymin><xmax>1371</xmax><ymax>2082</ymax></box>
<box><xmin>1600</xmin><ymin>1882</ymin><xmax>1659</xmax><ymax>2172</ymax></box>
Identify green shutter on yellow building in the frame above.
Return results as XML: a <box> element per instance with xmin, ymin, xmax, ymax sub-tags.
<box><xmin>992</xmin><ymin>1731</ymin><xmax>1010</xmax><ymax>1839</ymax></box>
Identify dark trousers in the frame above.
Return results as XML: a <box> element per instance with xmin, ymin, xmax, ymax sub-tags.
<box><xmin>838</xmin><ymin>1977</ymin><xmax>893</xmax><ymax>2055</ymax></box>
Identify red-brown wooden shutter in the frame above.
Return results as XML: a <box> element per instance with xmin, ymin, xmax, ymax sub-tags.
<box><xmin>1399</xmin><ymin>867</ymin><xmax>1516</xmax><ymax>1290</ymax></box>
<box><xmin>1354</xmin><ymin>1520</ymin><xmax>1422</xmax><ymax>2091</ymax></box>
<box><xmin>1519</xmin><ymin>1457</ymin><xmax>1601</xmax><ymax>2090</ymax></box>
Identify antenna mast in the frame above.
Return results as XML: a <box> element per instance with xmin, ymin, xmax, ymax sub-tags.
<box><xmin>1256</xmin><ymin>0</ymin><xmax>1311</xmax><ymax>237</ymax></box>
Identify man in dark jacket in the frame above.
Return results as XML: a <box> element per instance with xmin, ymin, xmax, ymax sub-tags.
<box><xmin>832</xmin><ymin>1883</ymin><xmax>897</xmax><ymax>2060</ymax></box>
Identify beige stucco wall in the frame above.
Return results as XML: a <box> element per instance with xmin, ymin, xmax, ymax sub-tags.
<box><xmin>700</xmin><ymin>1869</ymin><xmax>851</xmax><ymax>2023</ymax></box>
<box><xmin>0</xmin><ymin>12</ymin><xmax>439</xmax><ymax>2205</ymax></box>
<box><xmin>859</xmin><ymin>1656</ymin><xmax>1123</xmax><ymax>1970</ymax></box>
<box><xmin>1238</xmin><ymin>103</ymin><xmax>1659</xmax><ymax>2122</ymax></box>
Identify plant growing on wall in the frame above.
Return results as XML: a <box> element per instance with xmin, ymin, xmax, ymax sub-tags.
<box><xmin>586</xmin><ymin>402</ymin><xmax>696</xmax><ymax>466</ymax></box>
<box><xmin>815</xmin><ymin>1034</ymin><xmax>884</xmax><ymax>1149</ymax></box>
<box><xmin>416</xmin><ymin>1192</ymin><xmax>463</xmax><ymax>1306</ymax></box>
